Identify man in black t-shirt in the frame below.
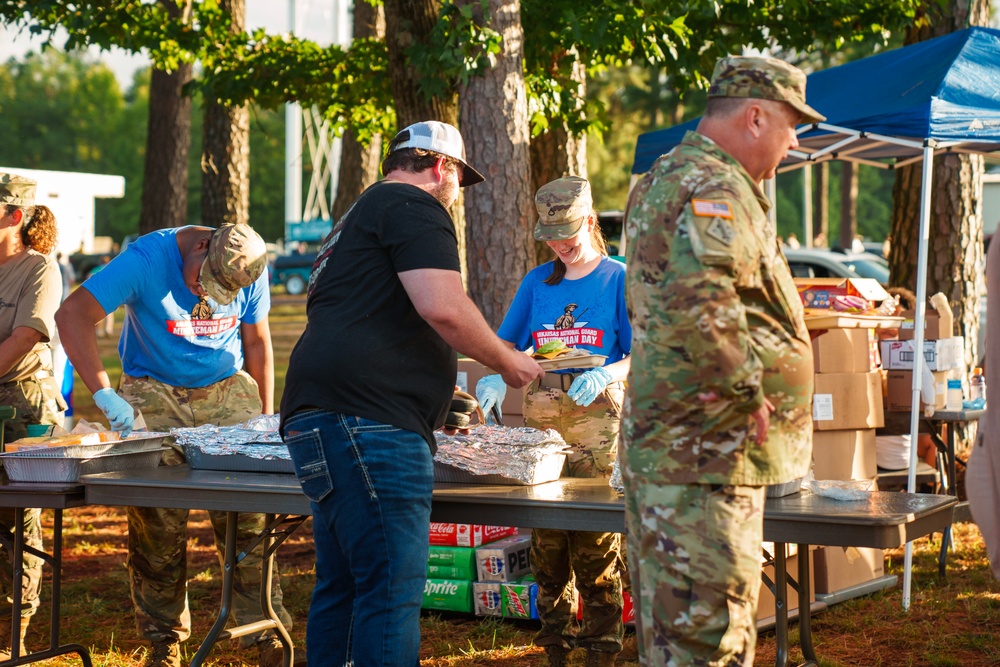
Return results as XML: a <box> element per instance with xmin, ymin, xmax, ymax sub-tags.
<box><xmin>280</xmin><ymin>120</ymin><xmax>543</xmax><ymax>667</ymax></box>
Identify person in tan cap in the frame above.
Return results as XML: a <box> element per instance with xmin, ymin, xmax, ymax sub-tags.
<box><xmin>476</xmin><ymin>176</ymin><xmax>632</xmax><ymax>667</ymax></box>
<box><xmin>56</xmin><ymin>223</ymin><xmax>299</xmax><ymax>667</ymax></box>
<box><xmin>621</xmin><ymin>55</ymin><xmax>822</xmax><ymax>666</ymax></box>
<box><xmin>0</xmin><ymin>173</ymin><xmax>65</xmax><ymax>658</ymax></box>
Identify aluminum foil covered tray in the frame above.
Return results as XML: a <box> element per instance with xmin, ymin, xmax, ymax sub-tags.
<box><xmin>2</xmin><ymin>448</ymin><xmax>169</xmax><ymax>483</ymax></box>
<box><xmin>6</xmin><ymin>433</ymin><xmax>169</xmax><ymax>459</ymax></box>
<box><xmin>433</xmin><ymin>425</ymin><xmax>569</xmax><ymax>485</ymax></box>
<box><xmin>173</xmin><ymin>415</ymin><xmax>294</xmax><ymax>474</ymax></box>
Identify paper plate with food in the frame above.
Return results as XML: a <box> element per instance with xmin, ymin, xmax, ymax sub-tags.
<box><xmin>531</xmin><ymin>340</ymin><xmax>607</xmax><ymax>370</ymax></box>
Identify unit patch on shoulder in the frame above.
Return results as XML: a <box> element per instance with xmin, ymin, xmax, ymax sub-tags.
<box><xmin>705</xmin><ymin>218</ymin><xmax>736</xmax><ymax>246</ymax></box>
<box><xmin>691</xmin><ymin>199</ymin><xmax>733</xmax><ymax>219</ymax></box>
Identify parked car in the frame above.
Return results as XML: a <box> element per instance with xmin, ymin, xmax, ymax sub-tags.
<box><xmin>783</xmin><ymin>248</ymin><xmax>890</xmax><ymax>284</ymax></box>
<box><xmin>271</xmin><ymin>251</ymin><xmax>317</xmax><ymax>295</ymax></box>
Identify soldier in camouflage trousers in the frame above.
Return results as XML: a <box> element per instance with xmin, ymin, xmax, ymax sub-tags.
<box><xmin>477</xmin><ymin>177</ymin><xmax>631</xmax><ymax>667</ymax></box>
<box><xmin>56</xmin><ymin>223</ymin><xmax>297</xmax><ymax>667</ymax></box>
<box><xmin>622</xmin><ymin>55</ymin><xmax>824</xmax><ymax>666</ymax></box>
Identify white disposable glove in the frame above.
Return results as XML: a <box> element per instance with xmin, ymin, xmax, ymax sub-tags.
<box><xmin>93</xmin><ymin>388</ymin><xmax>135</xmax><ymax>437</ymax></box>
<box><xmin>567</xmin><ymin>367</ymin><xmax>613</xmax><ymax>407</ymax></box>
<box><xmin>476</xmin><ymin>374</ymin><xmax>508</xmax><ymax>422</ymax></box>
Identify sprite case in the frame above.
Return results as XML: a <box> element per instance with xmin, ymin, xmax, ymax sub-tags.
<box><xmin>427</xmin><ymin>545</ymin><xmax>477</xmax><ymax>580</ymax></box>
<box><xmin>501</xmin><ymin>576</ymin><xmax>538</xmax><ymax>619</ymax></box>
<box><xmin>422</xmin><ymin>578</ymin><xmax>473</xmax><ymax>613</ymax></box>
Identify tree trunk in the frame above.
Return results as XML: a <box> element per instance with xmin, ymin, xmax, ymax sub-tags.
<box><xmin>201</xmin><ymin>0</ymin><xmax>250</xmax><ymax>228</ymax></box>
<box><xmin>383</xmin><ymin>0</ymin><xmax>457</xmax><ymax>128</ymax></box>
<box><xmin>529</xmin><ymin>53</ymin><xmax>587</xmax><ymax>266</ymax></box>
<box><xmin>332</xmin><ymin>1</ymin><xmax>385</xmax><ymax>220</ymax></box>
<box><xmin>138</xmin><ymin>0</ymin><xmax>192</xmax><ymax>234</ymax></box>
<box><xmin>890</xmin><ymin>0</ymin><xmax>990</xmax><ymax>477</ymax></box>
<box><xmin>812</xmin><ymin>162</ymin><xmax>829</xmax><ymax>247</ymax></box>
<box><xmin>839</xmin><ymin>161</ymin><xmax>858</xmax><ymax>250</ymax></box>
<box><xmin>458</xmin><ymin>0</ymin><xmax>534</xmax><ymax>328</ymax></box>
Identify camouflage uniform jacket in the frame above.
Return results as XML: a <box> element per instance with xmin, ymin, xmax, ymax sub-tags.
<box><xmin>623</xmin><ymin>130</ymin><xmax>813</xmax><ymax>486</ymax></box>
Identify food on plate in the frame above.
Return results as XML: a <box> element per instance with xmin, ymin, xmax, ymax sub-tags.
<box><xmin>532</xmin><ymin>340</ymin><xmax>590</xmax><ymax>360</ymax></box>
<box><xmin>831</xmin><ymin>294</ymin><xmax>872</xmax><ymax>313</ymax></box>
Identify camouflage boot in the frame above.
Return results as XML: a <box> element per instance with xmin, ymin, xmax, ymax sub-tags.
<box><xmin>545</xmin><ymin>646</ymin><xmax>570</xmax><ymax>667</ymax></box>
<box><xmin>145</xmin><ymin>640</ymin><xmax>181</xmax><ymax>667</ymax></box>
<box><xmin>257</xmin><ymin>636</ymin><xmax>307</xmax><ymax>667</ymax></box>
<box><xmin>585</xmin><ymin>650</ymin><xmax>619</xmax><ymax>667</ymax></box>
<box><xmin>0</xmin><ymin>617</ymin><xmax>30</xmax><ymax>659</ymax></box>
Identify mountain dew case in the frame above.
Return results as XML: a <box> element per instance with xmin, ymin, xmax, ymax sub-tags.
<box><xmin>501</xmin><ymin>576</ymin><xmax>538</xmax><ymax>619</ymax></box>
<box><xmin>473</xmin><ymin>581</ymin><xmax>503</xmax><ymax>616</ymax></box>
<box><xmin>427</xmin><ymin>545</ymin><xmax>477</xmax><ymax>580</ymax></box>
<box><xmin>423</xmin><ymin>578</ymin><xmax>473</xmax><ymax>613</ymax></box>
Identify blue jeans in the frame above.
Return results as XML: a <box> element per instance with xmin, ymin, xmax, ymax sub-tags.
<box><xmin>282</xmin><ymin>410</ymin><xmax>433</xmax><ymax>667</ymax></box>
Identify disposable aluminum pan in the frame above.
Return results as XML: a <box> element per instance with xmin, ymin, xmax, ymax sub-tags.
<box><xmin>183</xmin><ymin>445</ymin><xmax>295</xmax><ymax>474</ymax></box>
<box><xmin>1</xmin><ymin>448</ymin><xmax>169</xmax><ymax>483</ymax></box>
<box><xmin>5</xmin><ymin>433</ymin><xmax>169</xmax><ymax>459</ymax></box>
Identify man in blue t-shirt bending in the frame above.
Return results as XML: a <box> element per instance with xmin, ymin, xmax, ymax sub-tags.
<box><xmin>55</xmin><ymin>224</ymin><xmax>298</xmax><ymax>667</ymax></box>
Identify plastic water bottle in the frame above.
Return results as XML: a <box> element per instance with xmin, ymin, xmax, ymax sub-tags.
<box><xmin>970</xmin><ymin>367</ymin><xmax>987</xmax><ymax>405</ymax></box>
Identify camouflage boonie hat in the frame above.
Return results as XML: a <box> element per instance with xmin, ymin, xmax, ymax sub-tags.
<box><xmin>199</xmin><ymin>224</ymin><xmax>267</xmax><ymax>305</ymax></box>
<box><xmin>534</xmin><ymin>176</ymin><xmax>593</xmax><ymax>241</ymax></box>
<box><xmin>0</xmin><ymin>173</ymin><xmax>36</xmax><ymax>208</ymax></box>
<box><xmin>708</xmin><ymin>55</ymin><xmax>826</xmax><ymax>124</ymax></box>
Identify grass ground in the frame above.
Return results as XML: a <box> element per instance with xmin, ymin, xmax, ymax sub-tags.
<box><xmin>43</xmin><ymin>293</ymin><xmax>1000</xmax><ymax>667</ymax></box>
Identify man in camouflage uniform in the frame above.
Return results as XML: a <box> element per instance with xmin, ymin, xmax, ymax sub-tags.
<box><xmin>0</xmin><ymin>173</ymin><xmax>66</xmax><ymax>658</ymax></box>
<box><xmin>56</xmin><ymin>224</ymin><xmax>298</xmax><ymax>667</ymax></box>
<box><xmin>622</xmin><ymin>55</ymin><xmax>823</xmax><ymax>666</ymax></box>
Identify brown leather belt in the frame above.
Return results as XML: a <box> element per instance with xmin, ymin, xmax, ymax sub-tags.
<box><xmin>538</xmin><ymin>372</ymin><xmax>582</xmax><ymax>391</ymax></box>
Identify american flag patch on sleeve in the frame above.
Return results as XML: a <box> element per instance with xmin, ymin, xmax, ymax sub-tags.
<box><xmin>691</xmin><ymin>199</ymin><xmax>734</xmax><ymax>219</ymax></box>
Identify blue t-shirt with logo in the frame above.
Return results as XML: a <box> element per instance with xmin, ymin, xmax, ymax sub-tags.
<box><xmin>497</xmin><ymin>257</ymin><xmax>631</xmax><ymax>372</ymax></box>
<box><xmin>82</xmin><ymin>227</ymin><xmax>270</xmax><ymax>388</ymax></box>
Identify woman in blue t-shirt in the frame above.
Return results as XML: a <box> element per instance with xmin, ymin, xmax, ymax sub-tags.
<box><xmin>476</xmin><ymin>176</ymin><xmax>630</xmax><ymax>667</ymax></box>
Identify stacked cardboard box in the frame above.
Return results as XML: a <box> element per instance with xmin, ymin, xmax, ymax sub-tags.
<box><xmin>472</xmin><ymin>534</ymin><xmax>533</xmax><ymax>617</ymax></box>
<box><xmin>456</xmin><ymin>359</ymin><xmax>528</xmax><ymax>427</ymax></box>
<box><xmin>423</xmin><ymin>523</ymin><xmax>519</xmax><ymax>613</ymax></box>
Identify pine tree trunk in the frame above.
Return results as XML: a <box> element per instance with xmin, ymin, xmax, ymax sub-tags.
<box><xmin>458</xmin><ymin>0</ymin><xmax>533</xmax><ymax>329</ymax></box>
<box><xmin>138</xmin><ymin>0</ymin><xmax>192</xmax><ymax>234</ymax></box>
<box><xmin>839</xmin><ymin>162</ymin><xmax>858</xmax><ymax>249</ymax></box>
<box><xmin>890</xmin><ymin>0</ymin><xmax>990</xmax><ymax>475</ymax></box>
<box><xmin>331</xmin><ymin>1</ymin><xmax>385</xmax><ymax>221</ymax></box>
<box><xmin>201</xmin><ymin>0</ymin><xmax>250</xmax><ymax>228</ymax></box>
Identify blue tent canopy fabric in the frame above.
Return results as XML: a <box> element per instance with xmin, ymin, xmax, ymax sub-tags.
<box><xmin>632</xmin><ymin>27</ymin><xmax>1000</xmax><ymax>175</ymax></box>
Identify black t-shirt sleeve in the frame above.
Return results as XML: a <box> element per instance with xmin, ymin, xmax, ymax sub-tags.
<box><xmin>381</xmin><ymin>197</ymin><xmax>461</xmax><ymax>274</ymax></box>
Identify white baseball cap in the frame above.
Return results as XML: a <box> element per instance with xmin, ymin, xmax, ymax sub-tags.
<box><xmin>387</xmin><ymin>120</ymin><xmax>485</xmax><ymax>187</ymax></box>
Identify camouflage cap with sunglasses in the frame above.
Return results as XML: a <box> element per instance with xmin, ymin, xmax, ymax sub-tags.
<box><xmin>533</xmin><ymin>176</ymin><xmax>593</xmax><ymax>241</ymax></box>
<box><xmin>199</xmin><ymin>224</ymin><xmax>268</xmax><ymax>305</ymax></box>
<box><xmin>0</xmin><ymin>173</ymin><xmax>36</xmax><ymax>208</ymax></box>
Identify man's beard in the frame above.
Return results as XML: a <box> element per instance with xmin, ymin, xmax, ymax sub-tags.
<box><xmin>430</xmin><ymin>177</ymin><xmax>459</xmax><ymax>210</ymax></box>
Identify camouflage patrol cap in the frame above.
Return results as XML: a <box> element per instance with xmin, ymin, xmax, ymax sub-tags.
<box><xmin>199</xmin><ymin>224</ymin><xmax>267</xmax><ymax>305</ymax></box>
<box><xmin>0</xmin><ymin>173</ymin><xmax>36</xmax><ymax>208</ymax></box>
<box><xmin>708</xmin><ymin>55</ymin><xmax>826</xmax><ymax>124</ymax></box>
<box><xmin>533</xmin><ymin>176</ymin><xmax>593</xmax><ymax>241</ymax></box>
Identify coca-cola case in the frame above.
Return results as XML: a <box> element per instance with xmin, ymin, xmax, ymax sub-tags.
<box><xmin>472</xmin><ymin>581</ymin><xmax>503</xmax><ymax>616</ymax></box>
<box><xmin>475</xmin><ymin>534</ymin><xmax>532</xmax><ymax>582</ymax></box>
<box><xmin>429</xmin><ymin>523</ymin><xmax>518</xmax><ymax>547</ymax></box>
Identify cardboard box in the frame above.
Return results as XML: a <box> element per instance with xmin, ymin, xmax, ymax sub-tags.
<box><xmin>456</xmin><ymin>358</ymin><xmax>526</xmax><ymax>426</ymax></box>
<box><xmin>885</xmin><ymin>370</ymin><xmax>947</xmax><ymax>412</ymax></box>
<box><xmin>501</xmin><ymin>578</ymin><xmax>539</xmax><ymax>619</ymax></box>
<box><xmin>812</xmin><ymin>328</ymin><xmax>872</xmax><ymax>374</ymax></box>
<box><xmin>795</xmin><ymin>277</ymin><xmax>889</xmax><ymax>309</ymax></box>
<box><xmin>879</xmin><ymin>337</ymin><xmax>963</xmax><ymax>371</ymax></box>
<box><xmin>812</xmin><ymin>429</ymin><xmax>877</xmax><ymax>481</ymax></box>
<box><xmin>813</xmin><ymin>546</ymin><xmax>884</xmax><ymax>594</ymax></box>
<box><xmin>473</xmin><ymin>581</ymin><xmax>503</xmax><ymax>616</ymax></box>
<box><xmin>475</xmin><ymin>534</ymin><xmax>532</xmax><ymax>582</ymax></box>
<box><xmin>812</xmin><ymin>372</ymin><xmax>884</xmax><ymax>431</ymax></box>
<box><xmin>898</xmin><ymin>309</ymin><xmax>953</xmax><ymax>340</ymax></box>
<box><xmin>429</xmin><ymin>523</ymin><xmax>518</xmax><ymax>547</ymax></box>
<box><xmin>423</xmin><ymin>578</ymin><xmax>474</xmax><ymax>613</ymax></box>
<box><xmin>427</xmin><ymin>545</ymin><xmax>477</xmax><ymax>580</ymax></box>
<box><xmin>757</xmin><ymin>552</ymin><xmax>815</xmax><ymax>622</ymax></box>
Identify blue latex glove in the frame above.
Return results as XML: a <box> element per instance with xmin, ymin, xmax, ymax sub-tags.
<box><xmin>476</xmin><ymin>374</ymin><xmax>508</xmax><ymax>422</ymax></box>
<box><xmin>567</xmin><ymin>367</ymin><xmax>613</xmax><ymax>407</ymax></box>
<box><xmin>93</xmin><ymin>388</ymin><xmax>135</xmax><ymax>437</ymax></box>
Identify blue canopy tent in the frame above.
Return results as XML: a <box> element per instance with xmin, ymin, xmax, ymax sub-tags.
<box><xmin>627</xmin><ymin>26</ymin><xmax>1000</xmax><ymax>608</ymax></box>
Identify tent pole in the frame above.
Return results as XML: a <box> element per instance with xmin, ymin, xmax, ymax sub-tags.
<box><xmin>903</xmin><ymin>143</ymin><xmax>935</xmax><ymax>611</ymax></box>
<box><xmin>803</xmin><ymin>165</ymin><xmax>813</xmax><ymax>248</ymax></box>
